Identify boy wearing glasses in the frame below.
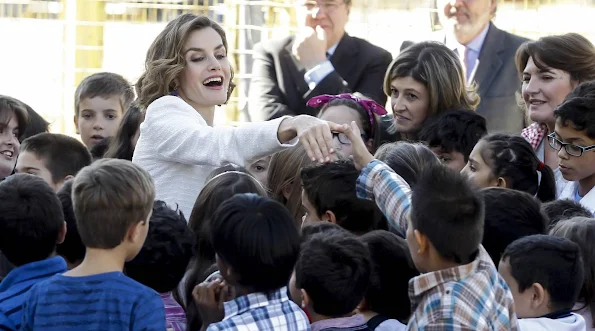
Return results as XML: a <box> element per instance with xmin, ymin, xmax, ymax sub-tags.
<box><xmin>549</xmin><ymin>81</ymin><xmax>595</xmax><ymax>215</ymax></box>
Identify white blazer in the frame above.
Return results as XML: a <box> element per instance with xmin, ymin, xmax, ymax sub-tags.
<box><xmin>132</xmin><ymin>95</ymin><xmax>296</xmax><ymax>218</ymax></box>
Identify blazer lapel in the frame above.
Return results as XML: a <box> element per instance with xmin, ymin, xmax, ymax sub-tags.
<box><xmin>474</xmin><ymin>23</ymin><xmax>505</xmax><ymax>95</ymax></box>
<box><xmin>283</xmin><ymin>40</ymin><xmax>310</xmax><ymax>97</ymax></box>
<box><xmin>330</xmin><ymin>34</ymin><xmax>359</xmax><ymax>79</ymax></box>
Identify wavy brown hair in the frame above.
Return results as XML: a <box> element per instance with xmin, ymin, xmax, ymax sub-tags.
<box><xmin>384</xmin><ymin>41</ymin><xmax>480</xmax><ymax>118</ymax></box>
<box><xmin>136</xmin><ymin>14</ymin><xmax>235</xmax><ymax>110</ymax></box>
<box><xmin>515</xmin><ymin>33</ymin><xmax>595</xmax><ymax>83</ymax></box>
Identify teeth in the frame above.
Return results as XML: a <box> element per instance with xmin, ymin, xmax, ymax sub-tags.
<box><xmin>203</xmin><ymin>77</ymin><xmax>222</xmax><ymax>84</ymax></box>
<box><xmin>1</xmin><ymin>151</ymin><xmax>13</xmax><ymax>157</ymax></box>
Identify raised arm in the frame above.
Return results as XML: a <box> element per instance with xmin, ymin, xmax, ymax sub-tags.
<box><xmin>340</xmin><ymin>122</ymin><xmax>412</xmax><ymax>237</ymax></box>
<box><xmin>304</xmin><ymin>50</ymin><xmax>392</xmax><ymax>106</ymax></box>
<box><xmin>135</xmin><ymin>96</ymin><xmax>339</xmax><ymax>167</ymax></box>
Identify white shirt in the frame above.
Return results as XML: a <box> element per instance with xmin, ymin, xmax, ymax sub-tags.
<box><xmin>132</xmin><ymin>95</ymin><xmax>296</xmax><ymax>217</ymax></box>
<box><xmin>518</xmin><ymin>313</ymin><xmax>586</xmax><ymax>331</ymax></box>
<box><xmin>556</xmin><ymin>169</ymin><xmax>595</xmax><ymax>216</ymax></box>
<box><xmin>304</xmin><ymin>42</ymin><xmax>340</xmax><ymax>90</ymax></box>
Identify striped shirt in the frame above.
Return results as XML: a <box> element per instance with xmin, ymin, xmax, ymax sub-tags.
<box><xmin>0</xmin><ymin>256</ymin><xmax>66</xmax><ymax>330</ymax></box>
<box><xmin>20</xmin><ymin>271</ymin><xmax>166</xmax><ymax>331</ymax></box>
<box><xmin>206</xmin><ymin>286</ymin><xmax>310</xmax><ymax>331</ymax></box>
<box><xmin>161</xmin><ymin>292</ymin><xmax>186</xmax><ymax>331</ymax></box>
<box><xmin>356</xmin><ymin>160</ymin><xmax>519</xmax><ymax>330</ymax></box>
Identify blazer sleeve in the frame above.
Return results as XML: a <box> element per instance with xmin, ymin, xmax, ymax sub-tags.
<box><xmin>139</xmin><ymin>96</ymin><xmax>296</xmax><ymax>167</ymax></box>
<box><xmin>248</xmin><ymin>42</ymin><xmax>295</xmax><ymax>121</ymax></box>
<box><xmin>304</xmin><ymin>49</ymin><xmax>392</xmax><ymax>106</ymax></box>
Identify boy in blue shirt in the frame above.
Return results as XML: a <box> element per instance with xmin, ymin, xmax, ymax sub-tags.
<box><xmin>20</xmin><ymin>159</ymin><xmax>166</xmax><ymax>330</ymax></box>
<box><xmin>551</xmin><ymin>81</ymin><xmax>595</xmax><ymax>214</ymax></box>
<box><xmin>0</xmin><ymin>174</ymin><xmax>68</xmax><ymax>330</ymax></box>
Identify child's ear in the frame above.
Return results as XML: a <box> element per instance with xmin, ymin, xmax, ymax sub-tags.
<box><xmin>323</xmin><ymin>210</ymin><xmax>337</xmax><ymax>224</ymax></box>
<box><xmin>496</xmin><ymin>177</ymin><xmax>508</xmax><ymax>188</ymax></box>
<box><xmin>300</xmin><ymin>289</ymin><xmax>311</xmax><ymax>310</ymax></box>
<box><xmin>127</xmin><ymin>220</ymin><xmax>147</xmax><ymax>243</ymax></box>
<box><xmin>530</xmin><ymin>282</ymin><xmax>547</xmax><ymax>309</ymax></box>
<box><xmin>414</xmin><ymin>229</ymin><xmax>429</xmax><ymax>255</ymax></box>
<box><xmin>73</xmin><ymin>115</ymin><xmax>79</xmax><ymax>134</ymax></box>
<box><xmin>365</xmin><ymin>138</ymin><xmax>375</xmax><ymax>153</ymax></box>
<box><xmin>56</xmin><ymin>221</ymin><xmax>67</xmax><ymax>245</ymax></box>
<box><xmin>282</xmin><ymin>184</ymin><xmax>292</xmax><ymax>201</ymax></box>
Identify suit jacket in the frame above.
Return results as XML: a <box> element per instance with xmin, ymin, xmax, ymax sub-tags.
<box><xmin>473</xmin><ymin>23</ymin><xmax>529</xmax><ymax>134</ymax></box>
<box><xmin>248</xmin><ymin>34</ymin><xmax>393</xmax><ymax>121</ymax></box>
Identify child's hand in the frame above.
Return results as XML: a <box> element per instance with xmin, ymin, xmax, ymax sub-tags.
<box><xmin>338</xmin><ymin>121</ymin><xmax>375</xmax><ymax>171</ymax></box>
<box><xmin>193</xmin><ymin>279</ymin><xmax>236</xmax><ymax>327</ymax></box>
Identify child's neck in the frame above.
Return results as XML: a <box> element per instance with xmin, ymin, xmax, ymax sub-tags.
<box><xmin>578</xmin><ymin>173</ymin><xmax>595</xmax><ymax>197</ymax></box>
<box><xmin>64</xmin><ymin>247</ymin><xmax>127</xmax><ymax>277</ymax></box>
<box><xmin>359</xmin><ymin>310</ymin><xmax>378</xmax><ymax>322</ymax></box>
<box><xmin>308</xmin><ymin>311</ymin><xmax>355</xmax><ymax>324</ymax></box>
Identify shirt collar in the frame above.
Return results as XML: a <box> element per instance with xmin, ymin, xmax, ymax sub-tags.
<box><xmin>447</xmin><ymin>23</ymin><xmax>490</xmax><ymax>54</ymax></box>
<box><xmin>0</xmin><ymin>256</ymin><xmax>67</xmax><ymax>291</ymax></box>
<box><xmin>327</xmin><ymin>41</ymin><xmax>340</xmax><ymax>57</ymax></box>
<box><xmin>223</xmin><ymin>287</ymin><xmax>290</xmax><ymax>320</ymax></box>
<box><xmin>311</xmin><ymin>314</ymin><xmax>366</xmax><ymax>331</ymax></box>
<box><xmin>410</xmin><ymin>246</ymin><xmax>487</xmax><ymax>300</ymax></box>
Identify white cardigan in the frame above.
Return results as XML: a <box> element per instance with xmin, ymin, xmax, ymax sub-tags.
<box><xmin>132</xmin><ymin>96</ymin><xmax>296</xmax><ymax>218</ymax></box>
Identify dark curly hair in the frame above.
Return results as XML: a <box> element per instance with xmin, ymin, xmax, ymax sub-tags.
<box><xmin>125</xmin><ymin>200</ymin><xmax>194</xmax><ymax>293</ymax></box>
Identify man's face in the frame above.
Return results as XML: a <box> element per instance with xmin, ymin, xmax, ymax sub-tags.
<box><xmin>438</xmin><ymin>0</ymin><xmax>496</xmax><ymax>45</ymax></box>
<box><xmin>296</xmin><ymin>0</ymin><xmax>350</xmax><ymax>47</ymax></box>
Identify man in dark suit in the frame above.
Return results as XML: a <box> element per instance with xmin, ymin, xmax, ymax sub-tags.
<box><xmin>438</xmin><ymin>0</ymin><xmax>529</xmax><ymax>134</ymax></box>
<box><xmin>248</xmin><ymin>0</ymin><xmax>393</xmax><ymax>121</ymax></box>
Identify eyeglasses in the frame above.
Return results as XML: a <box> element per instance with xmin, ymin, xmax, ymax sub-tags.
<box><xmin>332</xmin><ymin>131</ymin><xmax>367</xmax><ymax>145</ymax></box>
<box><xmin>300</xmin><ymin>0</ymin><xmax>345</xmax><ymax>13</ymax></box>
<box><xmin>547</xmin><ymin>132</ymin><xmax>595</xmax><ymax>157</ymax></box>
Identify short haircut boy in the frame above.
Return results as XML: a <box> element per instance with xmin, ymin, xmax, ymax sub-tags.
<box><xmin>18</xmin><ymin>133</ymin><xmax>92</xmax><ymax>188</ymax></box>
<box><xmin>300</xmin><ymin>160</ymin><xmax>379</xmax><ymax>233</ymax></box>
<box><xmin>542</xmin><ymin>199</ymin><xmax>593</xmax><ymax>230</ymax></box>
<box><xmin>294</xmin><ymin>231</ymin><xmax>371</xmax><ymax>317</ymax></box>
<box><xmin>411</xmin><ymin>164</ymin><xmax>484</xmax><ymax>264</ymax></box>
<box><xmin>482</xmin><ymin>188</ymin><xmax>547</xmax><ymax>264</ymax></box>
<box><xmin>126</xmin><ymin>200</ymin><xmax>194</xmax><ymax>293</ymax></box>
<box><xmin>74</xmin><ymin>72</ymin><xmax>134</xmax><ymax>117</ymax></box>
<box><xmin>211</xmin><ymin>193</ymin><xmax>301</xmax><ymax>292</ymax></box>
<box><xmin>0</xmin><ymin>174</ymin><xmax>64</xmax><ymax>266</ymax></box>
<box><xmin>72</xmin><ymin>158</ymin><xmax>155</xmax><ymax>249</ymax></box>
<box><xmin>56</xmin><ymin>179</ymin><xmax>85</xmax><ymax>268</ymax></box>
<box><xmin>360</xmin><ymin>230</ymin><xmax>418</xmax><ymax>322</ymax></box>
<box><xmin>418</xmin><ymin>110</ymin><xmax>487</xmax><ymax>170</ymax></box>
<box><xmin>501</xmin><ymin>235</ymin><xmax>584</xmax><ymax>314</ymax></box>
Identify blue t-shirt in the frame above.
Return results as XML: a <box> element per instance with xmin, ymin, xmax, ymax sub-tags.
<box><xmin>20</xmin><ymin>271</ymin><xmax>166</xmax><ymax>331</ymax></box>
<box><xmin>0</xmin><ymin>256</ymin><xmax>67</xmax><ymax>330</ymax></box>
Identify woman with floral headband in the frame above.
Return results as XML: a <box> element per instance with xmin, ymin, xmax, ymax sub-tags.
<box><xmin>308</xmin><ymin>93</ymin><xmax>388</xmax><ymax>159</ymax></box>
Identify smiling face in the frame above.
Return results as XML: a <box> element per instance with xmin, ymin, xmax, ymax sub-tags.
<box><xmin>177</xmin><ymin>27</ymin><xmax>232</xmax><ymax>110</ymax></box>
<box><xmin>389</xmin><ymin>76</ymin><xmax>431</xmax><ymax>135</ymax></box>
<box><xmin>522</xmin><ymin>57</ymin><xmax>577</xmax><ymax>126</ymax></box>
<box><xmin>296</xmin><ymin>0</ymin><xmax>350</xmax><ymax>48</ymax></box>
<box><xmin>0</xmin><ymin>112</ymin><xmax>20</xmax><ymax>179</ymax></box>
<box><xmin>75</xmin><ymin>96</ymin><xmax>124</xmax><ymax>149</ymax></box>
<box><xmin>439</xmin><ymin>0</ymin><xmax>495</xmax><ymax>45</ymax></box>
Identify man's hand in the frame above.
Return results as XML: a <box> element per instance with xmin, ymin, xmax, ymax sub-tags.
<box><xmin>292</xmin><ymin>26</ymin><xmax>328</xmax><ymax>70</ymax></box>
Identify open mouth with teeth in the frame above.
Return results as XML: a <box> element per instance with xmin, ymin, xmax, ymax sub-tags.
<box><xmin>203</xmin><ymin>77</ymin><xmax>223</xmax><ymax>87</ymax></box>
<box><xmin>1</xmin><ymin>151</ymin><xmax>13</xmax><ymax>158</ymax></box>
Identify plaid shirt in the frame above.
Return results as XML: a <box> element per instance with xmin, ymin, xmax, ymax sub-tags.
<box><xmin>356</xmin><ymin>160</ymin><xmax>519</xmax><ymax>330</ymax></box>
<box><xmin>522</xmin><ymin>122</ymin><xmax>548</xmax><ymax>150</ymax></box>
<box><xmin>206</xmin><ymin>287</ymin><xmax>310</xmax><ymax>331</ymax></box>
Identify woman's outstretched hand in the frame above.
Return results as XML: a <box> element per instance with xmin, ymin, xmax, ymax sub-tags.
<box><xmin>339</xmin><ymin>121</ymin><xmax>375</xmax><ymax>171</ymax></box>
<box><xmin>278</xmin><ymin>115</ymin><xmax>343</xmax><ymax>163</ymax></box>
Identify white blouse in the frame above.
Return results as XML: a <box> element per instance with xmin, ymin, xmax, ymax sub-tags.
<box><xmin>132</xmin><ymin>95</ymin><xmax>296</xmax><ymax>218</ymax></box>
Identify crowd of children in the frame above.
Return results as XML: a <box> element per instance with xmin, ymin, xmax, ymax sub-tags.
<box><xmin>1</xmin><ymin>12</ymin><xmax>595</xmax><ymax>331</ymax></box>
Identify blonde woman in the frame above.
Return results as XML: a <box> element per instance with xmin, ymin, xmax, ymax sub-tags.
<box><xmin>384</xmin><ymin>41</ymin><xmax>480</xmax><ymax>141</ymax></box>
<box><xmin>133</xmin><ymin>14</ymin><xmax>340</xmax><ymax>217</ymax></box>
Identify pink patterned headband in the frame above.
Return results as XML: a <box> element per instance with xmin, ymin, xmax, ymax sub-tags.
<box><xmin>307</xmin><ymin>93</ymin><xmax>388</xmax><ymax>136</ymax></box>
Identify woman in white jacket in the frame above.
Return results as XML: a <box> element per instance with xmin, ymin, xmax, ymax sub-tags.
<box><xmin>133</xmin><ymin>14</ymin><xmax>339</xmax><ymax>217</ymax></box>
